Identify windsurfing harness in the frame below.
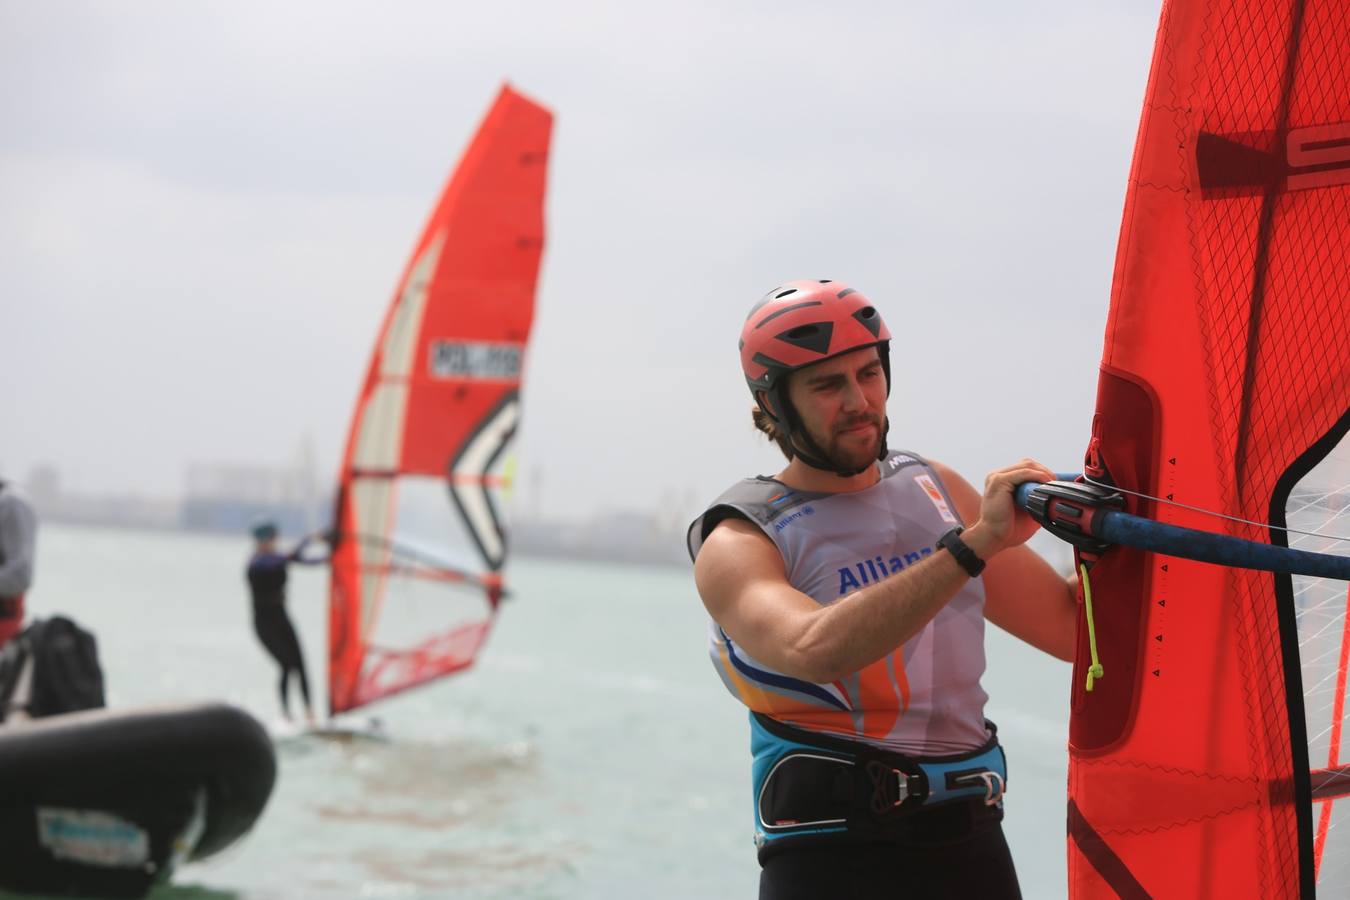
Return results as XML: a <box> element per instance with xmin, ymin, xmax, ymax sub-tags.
<box><xmin>686</xmin><ymin>450</ymin><xmax>990</xmax><ymax>754</ymax></box>
<box><xmin>751</xmin><ymin>711</ymin><xmax>1006</xmax><ymax>861</ymax></box>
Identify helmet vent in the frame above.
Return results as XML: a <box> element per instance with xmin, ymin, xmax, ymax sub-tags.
<box><xmin>776</xmin><ymin>321</ymin><xmax>833</xmax><ymax>355</ymax></box>
<box><xmin>853</xmin><ymin>306</ymin><xmax>883</xmax><ymax>337</ymax></box>
<box><xmin>774</xmin><ymin>288</ymin><xmax>798</xmax><ymax>299</ymax></box>
<box><xmin>753</xmin><ymin>299</ymin><xmax>823</xmax><ymax>329</ymax></box>
<box><xmin>837</xmin><ymin>288</ymin><xmax>857</xmax><ymax>299</ymax></box>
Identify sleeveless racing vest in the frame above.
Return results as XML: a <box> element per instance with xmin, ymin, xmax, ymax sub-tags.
<box><xmin>687</xmin><ymin>450</ymin><xmax>990</xmax><ymax>756</ymax></box>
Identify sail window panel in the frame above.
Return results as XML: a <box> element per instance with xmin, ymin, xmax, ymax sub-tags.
<box><xmin>1314</xmin><ymin>797</ymin><xmax>1350</xmax><ymax>893</ymax></box>
<box><xmin>388</xmin><ymin>474</ymin><xmax>486</xmax><ymax>578</ymax></box>
<box><xmin>1290</xmin><ymin>433</ymin><xmax>1350</xmax><ymax>890</ymax></box>
<box><xmin>379</xmin><ymin>235</ymin><xmax>444</xmax><ymax>379</ymax></box>
<box><xmin>351</xmin><ymin>383</ymin><xmax>408</xmax><ymax>471</ymax></box>
<box><xmin>358</xmin><ymin>473</ymin><xmax>495</xmax><ymax>702</ymax></box>
<box><xmin>360</xmin><ymin>557</ymin><xmax>485</xmax><ymax>653</ymax></box>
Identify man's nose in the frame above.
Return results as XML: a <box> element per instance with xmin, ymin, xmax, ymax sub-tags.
<box><xmin>840</xmin><ymin>378</ymin><xmax>866</xmax><ymax>411</ymax></box>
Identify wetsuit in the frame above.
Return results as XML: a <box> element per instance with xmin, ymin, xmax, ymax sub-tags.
<box><xmin>0</xmin><ymin>482</ymin><xmax>37</xmax><ymax>647</ymax></box>
<box><xmin>688</xmin><ymin>451</ymin><xmax>1021</xmax><ymax>900</ymax></box>
<box><xmin>246</xmin><ymin>537</ymin><xmax>324</xmax><ymax>718</ymax></box>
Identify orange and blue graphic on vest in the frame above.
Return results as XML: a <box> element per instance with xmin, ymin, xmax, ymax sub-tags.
<box><xmin>914</xmin><ymin>474</ymin><xmax>959</xmax><ymax>524</ymax></box>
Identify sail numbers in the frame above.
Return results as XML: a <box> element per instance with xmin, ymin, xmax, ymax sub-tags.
<box><xmin>429</xmin><ymin>341</ymin><xmax>523</xmax><ymax>380</ymax></box>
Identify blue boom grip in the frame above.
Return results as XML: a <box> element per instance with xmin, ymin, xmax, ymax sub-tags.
<box><xmin>1015</xmin><ymin>476</ymin><xmax>1350</xmax><ymax>581</ymax></box>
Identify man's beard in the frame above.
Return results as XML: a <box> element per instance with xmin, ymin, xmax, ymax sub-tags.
<box><xmin>798</xmin><ymin>413</ymin><xmax>884</xmax><ymax>472</ymax></box>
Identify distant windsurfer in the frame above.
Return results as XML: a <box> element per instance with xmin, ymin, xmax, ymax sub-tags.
<box><xmin>0</xmin><ymin>480</ymin><xmax>38</xmax><ymax>647</ymax></box>
<box><xmin>688</xmin><ymin>281</ymin><xmax>1079</xmax><ymax>899</ymax></box>
<box><xmin>246</xmin><ymin>520</ymin><xmax>327</xmax><ymax>724</ymax></box>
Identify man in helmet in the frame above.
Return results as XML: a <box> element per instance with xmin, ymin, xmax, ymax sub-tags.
<box><xmin>0</xmin><ymin>479</ymin><xmax>37</xmax><ymax>647</ymax></box>
<box><xmin>688</xmin><ymin>280</ymin><xmax>1078</xmax><ymax>899</ymax></box>
<box><xmin>246</xmin><ymin>519</ymin><xmax>327</xmax><ymax>724</ymax></box>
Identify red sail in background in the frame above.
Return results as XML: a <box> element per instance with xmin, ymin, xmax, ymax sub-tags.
<box><xmin>1070</xmin><ymin>1</ymin><xmax>1349</xmax><ymax>897</ymax></box>
<box><xmin>328</xmin><ymin>85</ymin><xmax>552</xmax><ymax>716</ymax></box>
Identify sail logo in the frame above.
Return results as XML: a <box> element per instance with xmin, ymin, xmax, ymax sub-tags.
<box><xmin>838</xmin><ymin>546</ymin><xmax>933</xmax><ymax>595</ymax></box>
<box><xmin>773</xmin><ymin>505</ymin><xmax>815</xmax><ymax>532</ymax></box>
<box><xmin>429</xmin><ymin>341</ymin><xmax>523</xmax><ymax>380</ymax></box>
<box><xmin>1199</xmin><ymin>121</ymin><xmax>1350</xmax><ymax>196</ymax></box>
<box><xmin>1287</xmin><ymin>122</ymin><xmax>1350</xmax><ymax>192</ymax></box>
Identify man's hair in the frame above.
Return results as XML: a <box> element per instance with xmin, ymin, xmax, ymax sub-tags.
<box><xmin>752</xmin><ymin>407</ymin><xmax>795</xmax><ymax>461</ymax></box>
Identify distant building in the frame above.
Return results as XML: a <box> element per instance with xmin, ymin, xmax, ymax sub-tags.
<box><xmin>180</xmin><ymin>462</ymin><xmax>327</xmax><ymax>536</ymax></box>
<box><xmin>24</xmin><ymin>463</ymin><xmax>180</xmax><ymax>531</ymax></box>
<box><xmin>513</xmin><ymin>508</ymin><xmax>689</xmax><ymax>568</ymax></box>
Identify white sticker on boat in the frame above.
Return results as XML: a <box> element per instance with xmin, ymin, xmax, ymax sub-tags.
<box><xmin>37</xmin><ymin>807</ymin><xmax>150</xmax><ymax>868</ymax></box>
<box><xmin>914</xmin><ymin>474</ymin><xmax>959</xmax><ymax>524</ymax></box>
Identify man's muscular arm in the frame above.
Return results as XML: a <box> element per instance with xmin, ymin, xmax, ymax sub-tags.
<box><xmin>693</xmin><ymin>461</ymin><xmax>1050</xmax><ymax>683</ymax></box>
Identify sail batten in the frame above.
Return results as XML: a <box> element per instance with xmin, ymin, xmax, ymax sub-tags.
<box><xmin>327</xmin><ymin>85</ymin><xmax>552</xmax><ymax>716</ymax></box>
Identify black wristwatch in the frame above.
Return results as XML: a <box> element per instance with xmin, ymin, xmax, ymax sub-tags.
<box><xmin>937</xmin><ymin>527</ymin><xmax>986</xmax><ymax>577</ymax></box>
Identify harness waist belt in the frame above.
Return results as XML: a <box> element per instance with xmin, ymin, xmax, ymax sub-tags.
<box><xmin>750</xmin><ymin>713</ymin><xmax>1006</xmax><ymax>853</ymax></box>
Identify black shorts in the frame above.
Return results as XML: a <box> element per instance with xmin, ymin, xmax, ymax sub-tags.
<box><xmin>758</xmin><ymin>807</ymin><xmax>1021</xmax><ymax>900</ymax></box>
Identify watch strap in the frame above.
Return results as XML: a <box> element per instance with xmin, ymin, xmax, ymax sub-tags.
<box><xmin>937</xmin><ymin>527</ymin><xmax>986</xmax><ymax>577</ymax></box>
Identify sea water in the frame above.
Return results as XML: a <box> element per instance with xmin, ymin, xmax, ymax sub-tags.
<box><xmin>21</xmin><ymin>523</ymin><xmax>1072</xmax><ymax>899</ymax></box>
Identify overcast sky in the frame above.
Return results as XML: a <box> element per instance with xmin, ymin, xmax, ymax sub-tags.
<box><xmin>1</xmin><ymin>1</ymin><xmax>1161</xmax><ymax>525</ymax></box>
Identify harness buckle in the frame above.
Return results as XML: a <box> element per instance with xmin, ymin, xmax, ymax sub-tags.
<box><xmin>953</xmin><ymin>770</ymin><xmax>1005</xmax><ymax>806</ymax></box>
<box><xmin>863</xmin><ymin>760</ymin><xmax>912</xmax><ymax>815</ymax></box>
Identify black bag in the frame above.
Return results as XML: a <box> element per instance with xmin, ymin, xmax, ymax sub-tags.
<box><xmin>0</xmin><ymin>615</ymin><xmax>105</xmax><ymax>720</ymax></box>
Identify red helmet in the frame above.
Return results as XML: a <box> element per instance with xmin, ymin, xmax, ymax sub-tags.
<box><xmin>740</xmin><ymin>279</ymin><xmax>892</xmax><ymax>429</ymax></box>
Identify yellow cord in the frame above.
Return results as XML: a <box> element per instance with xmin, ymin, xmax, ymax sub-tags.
<box><xmin>1080</xmin><ymin>563</ymin><xmax>1105</xmax><ymax>692</ymax></box>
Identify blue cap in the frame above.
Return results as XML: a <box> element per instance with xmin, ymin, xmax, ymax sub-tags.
<box><xmin>250</xmin><ymin>519</ymin><xmax>278</xmax><ymax>541</ymax></box>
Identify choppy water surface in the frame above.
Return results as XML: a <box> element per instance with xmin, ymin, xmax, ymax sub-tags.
<box><xmin>24</xmin><ymin>523</ymin><xmax>1071</xmax><ymax>899</ymax></box>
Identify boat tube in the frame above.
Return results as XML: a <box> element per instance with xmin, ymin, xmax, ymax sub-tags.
<box><xmin>0</xmin><ymin>702</ymin><xmax>276</xmax><ymax>898</ymax></box>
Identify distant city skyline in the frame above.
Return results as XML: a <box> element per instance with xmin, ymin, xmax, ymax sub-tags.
<box><xmin>20</xmin><ymin>457</ymin><xmax>694</xmax><ymax>568</ymax></box>
<box><xmin>14</xmin><ymin>454</ymin><xmax>702</xmax><ymax>527</ymax></box>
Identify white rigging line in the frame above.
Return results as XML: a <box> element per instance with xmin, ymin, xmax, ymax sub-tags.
<box><xmin>1081</xmin><ymin>474</ymin><xmax>1350</xmax><ymax>543</ymax></box>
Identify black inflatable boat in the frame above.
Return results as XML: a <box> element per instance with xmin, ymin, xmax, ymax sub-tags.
<box><xmin>0</xmin><ymin>702</ymin><xmax>276</xmax><ymax>898</ymax></box>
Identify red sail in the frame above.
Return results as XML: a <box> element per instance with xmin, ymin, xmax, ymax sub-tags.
<box><xmin>328</xmin><ymin>85</ymin><xmax>552</xmax><ymax>716</ymax></box>
<box><xmin>1070</xmin><ymin>1</ymin><xmax>1350</xmax><ymax>896</ymax></box>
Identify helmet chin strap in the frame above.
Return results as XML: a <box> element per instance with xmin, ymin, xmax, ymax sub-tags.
<box><xmin>781</xmin><ymin>399</ymin><xmax>889</xmax><ymax>478</ymax></box>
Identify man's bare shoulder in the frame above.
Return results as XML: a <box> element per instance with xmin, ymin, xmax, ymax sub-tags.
<box><xmin>698</xmin><ymin>515</ymin><xmax>778</xmax><ymax>562</ymax></box>
<box><xmin>694</xmin><ymin>517</ymin><xmax>786</xmax><ymax>598</ymax></box>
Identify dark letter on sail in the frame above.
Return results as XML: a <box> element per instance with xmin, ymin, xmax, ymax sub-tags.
<box><xmin>429</xmin><ymin>341</ymin><xmax>523</xmax><ymax>379</ymax></box>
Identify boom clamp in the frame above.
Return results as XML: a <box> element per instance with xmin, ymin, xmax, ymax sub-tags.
<box><xmin>1022</xmin><ymin>480</ymin><xmax>1125</xmax><ymax>554</ymax></box>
